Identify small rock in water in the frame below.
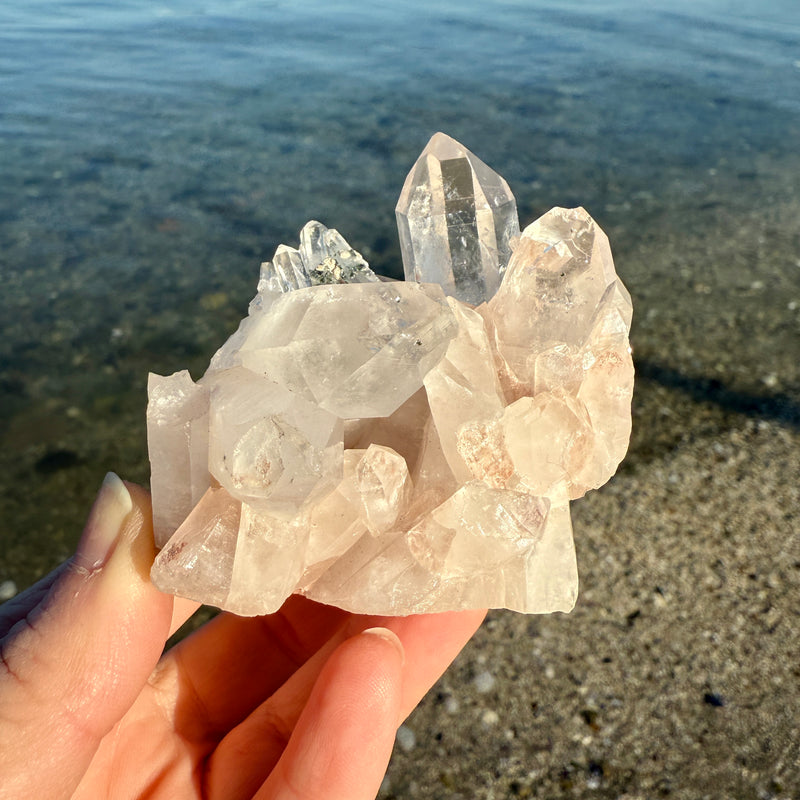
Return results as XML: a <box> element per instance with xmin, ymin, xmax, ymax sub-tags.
<box><xmin>0</xmin><ymin>580</ymin><xmax>18</xmax><ymax>601</ymax></box>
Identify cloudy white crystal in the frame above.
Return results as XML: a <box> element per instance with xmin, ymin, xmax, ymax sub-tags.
<box><xmin>148</xmin><ymin>135</ymin><xmax>633</xmax><ymax>616</ymax></box>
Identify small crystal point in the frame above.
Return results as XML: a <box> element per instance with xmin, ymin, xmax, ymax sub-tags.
<box><xmin>396</xmin><ymin>132</ymin><xmax>520</xmax><ymax>306</ymax></box>
<box><xmin>150</xmin><ymin>486</ymin><xmax>241</xmax><ymax>608</ymax></box>
<box><xmin>298</xmin><ymin>221</ymin><xmax>379</xmax><ymax>285</ymax></box>
<box><xmin>147</xmin><ymin>370</ymin><xmax>210</xmax><ymax>547</ymax></box>
<box><xmin>251</xmin><ymin>221</ymin><xmax>379</xmax><ymax>315</ymax></box>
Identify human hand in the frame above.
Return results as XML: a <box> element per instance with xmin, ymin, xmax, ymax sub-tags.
<box><xmin>0</xmin><ymin>474</ymin><xmax>486</xmax><ymax>799</ymax></box>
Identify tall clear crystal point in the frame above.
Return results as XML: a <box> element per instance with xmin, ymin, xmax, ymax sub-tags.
<box><xmin>396</xmin><ymin>132</ymin><xmax>520</xmax><ymax>306</ymax></box>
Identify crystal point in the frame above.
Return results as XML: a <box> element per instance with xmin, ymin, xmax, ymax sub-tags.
<box><xmin>251</xmin><ymin>221</ymin><xmax>378</xmax><ymax>315</ymax></box>
<box><xmin>396</xmin><ymin>132</ymin><xmax>520</xmax><ymax>306</ymax></box>
<box><xmin>149</xmin><ymin>137</ymin><xmax>632</xmax><ymax>618</ymax></box>
<box><xmin>150</xmin><ymin>487</ymin><xmax>240</xmax><ymax>608</ymax></box>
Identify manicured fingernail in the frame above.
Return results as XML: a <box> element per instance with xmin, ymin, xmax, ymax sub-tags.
<box><xmin>361</xmin><ymin>626</ymin><xmax>406</xmax><ymax>666</ymax></box>
<box><xmin>76</xmin><ymin>472</ymin><xmax>133</xmax><ymax>570</ymax></box>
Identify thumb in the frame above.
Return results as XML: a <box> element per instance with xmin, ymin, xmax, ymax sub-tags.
<box><xmin>0</xmin><ymin>473</ymin><xmax>174</xmax><ymax>800</ymax></box>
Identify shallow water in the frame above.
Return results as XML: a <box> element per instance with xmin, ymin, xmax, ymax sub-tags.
<box><xmin>1</xmin><ymin>0</ymin><xmax>798</xmax><ymax>574</ymax></box>
<box><xmin>2</xmin><ymin>0</ymin><xmax>800</xmax><ymax>795</ymax></box>
<box><xmin>0</xmin><ymin>0</ymin><xmax>797</xmax><ymax>569</ymax></box>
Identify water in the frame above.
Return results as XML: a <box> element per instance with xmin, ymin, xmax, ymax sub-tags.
<box><xmin>1</xmin><ymin>0</ymin><xmax>797</xmax><ymax>565</ymax></box>
<box><xmin>1</xmin><ymin>1</ymin><xmax>799</xmax><ymax>790</ymax></box>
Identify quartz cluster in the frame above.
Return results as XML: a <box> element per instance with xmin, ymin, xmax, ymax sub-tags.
<box><xmin>148</xmin><ymin>133</ymin><xmax>634</xmax><ymax>616</ymax></box>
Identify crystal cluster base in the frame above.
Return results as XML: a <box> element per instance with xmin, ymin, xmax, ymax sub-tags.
<box><xmin>148</xmin><ymin>134</ymin><xmax>633</xmax><ymax>616</ymax></box>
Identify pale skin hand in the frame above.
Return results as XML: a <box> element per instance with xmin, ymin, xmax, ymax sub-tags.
<box><xmin>0</xmin><ymin>477</ymin><xmax>486</xmax><ymax>800</ymax></box>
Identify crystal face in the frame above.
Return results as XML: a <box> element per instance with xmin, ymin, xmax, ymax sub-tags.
<box><xmin>396</xmin><ymin>132</ymin><xmax>520</xmax><ymax>306</ymax></box>
<box><xmin>148</xmin><ymin>134</ymin><xmax>633</xmax><ymax>616</ymax></box>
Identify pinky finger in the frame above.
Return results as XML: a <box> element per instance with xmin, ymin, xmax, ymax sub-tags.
<box><xmin>256</xmin><ymin>627</ymin><xmax>405</xmax><ymax>800</ymax></box>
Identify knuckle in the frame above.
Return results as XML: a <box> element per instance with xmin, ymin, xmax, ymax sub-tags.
<box><xmin>0</xmin><ymin>593</ymin><xmax>110</xmax><ymax>750</ymax></box>
<box><xmin>254</xmin><ymin>705</ymin><xmax>294</xmax><ymax>752</ymax></box>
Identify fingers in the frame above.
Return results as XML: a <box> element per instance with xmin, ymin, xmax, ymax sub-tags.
<box><xmin>0</xmin><ymin>561</ymin><xmax>70</xmax><ymax>639</ymax></box>
<box><xmin>255</xmin><ymin>627</ymin><xmax>405</xmax><ymax>800</ymax></box>
<box><xmin>204</xmin><ymin>616</ymin><xmax>350</xmax><ymax>800</ymax></box>
<box><xmin>204</xmin><ymin>607</ymin><xmax>485</xmax><ymax>800</ymax></box>
<box><xmin>0</xmin><ymin>474</ymin><xmax>175</xmax><ymax>800</ymax></box>
<box><xmin>374</xmin><ymin>608</ymin><xmax>487</xmax><ymax>719</ymax></box>
<box><xmin>161</xmin><ymin>592</ymin><xmax>484</xmax><ymax>746</ymax></box>
<box><xmin>157</xmin><ymin>596</ymin><xmax>348</xmax><ymax>741</ymax></box>
<box><xmin>168</xmin><ymin>595</ymin><xmax>203</xmax><ymax>638</ymax></box>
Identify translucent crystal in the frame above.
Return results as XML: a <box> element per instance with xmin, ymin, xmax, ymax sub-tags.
<box><xmin>482</xmin><ymin>206</ymin><xmax>634</xmax><ymax>495</ymax></box>
<box><xmin>249</xmin><ymin>220</ymin><xmax>379</xmax><ymax>315</ymax></box>
<box><xmin>423</xmin><ymin>297</ymin><xmax>505</xmax><ymax>482</ymax></box>
<box><xmin>406</xmin><ymin>482</ymin><xmax>549</xmax><ymax>580</ymax></box>
<box><xmin>396</xmin><ymin>132</ymin><xmax>520</xmax><ymax>306</ymax></box>
<box><xmin>149</xmin><ymin>137</ymin><xmax>632</xmax><ymax>617</ymax></box>
<box><xmin>340</xmin><ymin>444</ymin><xmax>412</xmax><ymax>535</ymax></box>
<box><xmin>237</xmin><ymin>282</ymin><xmax>458</xmax><ymax>419</ymax></box>
<box><xmin>300</xmin><ymin>487</ymin><xmax>577</xmax><ymax>615</ymax></box>
<box><xmin>484</xmin><ymin>206</ymin><xmax>633</xmax><ymax>400</ymax></box>
<box><xmin>226</xmin><ymin>503</ymin><xmax>310</xmax><ymax>616</ymax></box>
<box><xmin>152</xmin><ymin>487</ymin><xmax>240</xmax><ymax>609</ymax></box>
<box><xmin>204</xmin><ymin>366</ymin><xmax>343</xmax><ymax>517</ymax></box>
<box><xmin>147</xmin><ymin>371</ymin><xmax>210</xmax><ymax>547</ymax></box>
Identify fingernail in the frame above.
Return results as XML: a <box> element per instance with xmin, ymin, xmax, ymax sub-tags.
<box><xmin>361</xmin><ymin>626</ymin><xmax>406</xmax><ymax>666</ymax></box>
<box><xmin>76</xmin><ymin>472</ymin><xmax>133</xmax><ymax>570</ymax></box>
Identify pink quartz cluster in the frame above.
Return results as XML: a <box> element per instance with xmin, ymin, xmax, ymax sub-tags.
<box><xmin>147</xmin><ymin>134</ymin><xmax>633</xmax><ymax>616</ymax></box>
